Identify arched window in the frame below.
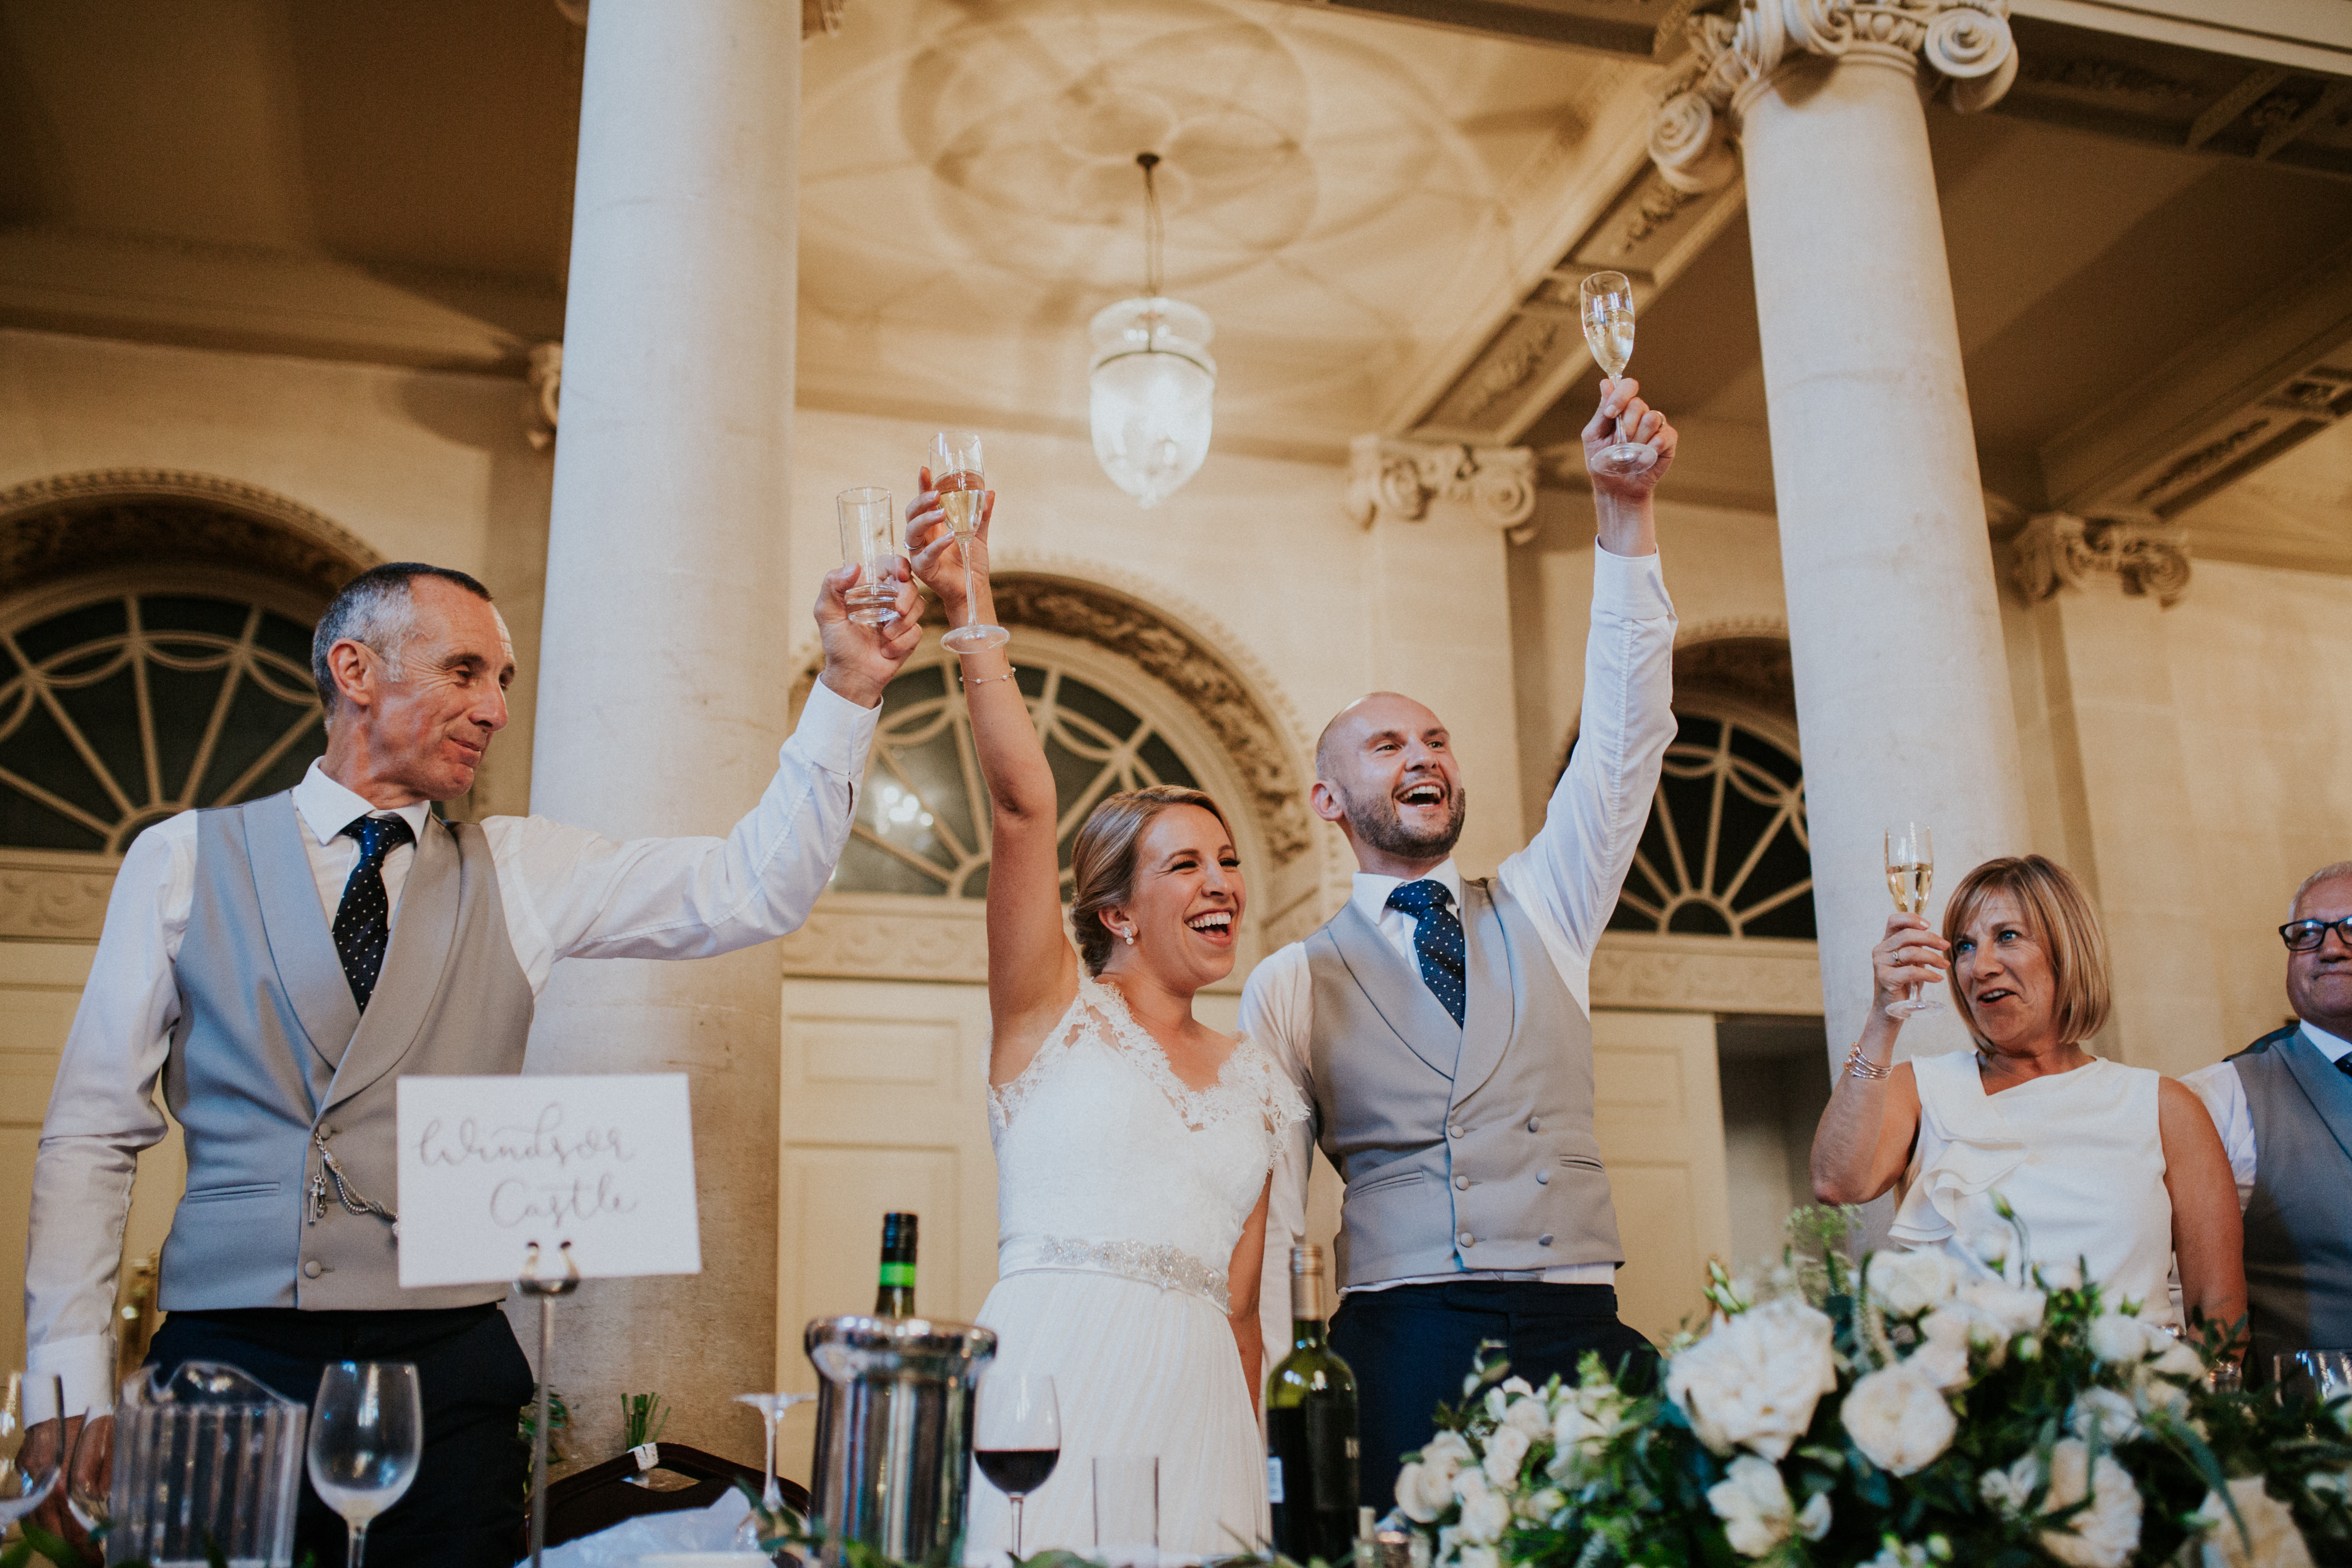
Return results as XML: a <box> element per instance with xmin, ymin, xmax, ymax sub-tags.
<box><xmin>832</xmin><ymin>641</ymin><xmax>1203</xmax><ymax>899</ymax></box>
<box><xmin>0</xmin><ymin>586</ymin><xmax>326</xmax><ymax>854</ymax></box>
<box><xmin>1606</xmin><ymin>708</ymin><xmax>1814</xmax><ymax>940</ymax></box>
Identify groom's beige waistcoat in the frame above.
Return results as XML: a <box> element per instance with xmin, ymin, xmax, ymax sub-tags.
<box><xmin>1304</xmin><ymin>878</ymin><xmax>1622</xmax><ymax>1287</ymax></box>
<box><xmin>160</xmin><ymin>790</ymin><xmax>534</xmax><ymax>1312</ymax></box>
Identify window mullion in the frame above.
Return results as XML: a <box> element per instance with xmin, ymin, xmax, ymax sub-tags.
<box><xmin>174</xmin><ymin>615</ymin><xmax>260</xmax><ymax>808</ymax></box>
<box><xmin>128</xmin><ymin>598</ymin><xmax>165</xmax><ymax>807</ymax></box>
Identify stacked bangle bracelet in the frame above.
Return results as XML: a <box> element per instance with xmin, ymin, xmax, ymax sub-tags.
<box><xmin>1844</xmin><ymin>1043</ymin><xmax>1893</xmax><ymax>1081</ymax></box>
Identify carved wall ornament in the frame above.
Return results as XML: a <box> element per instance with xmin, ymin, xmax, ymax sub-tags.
<box><xmin>0</xmin><ymin>851</ymin><xmax>117</xmax><ymax>941</ymax></box>
<box><xmin>1648</xmin><ymin>0</ymin><xmax>2020</xmax><ymax>194</ymax></box>
<box><xmin>2133</xmin><ymin>417</ymin><xmax>2274</xmax><ymax>505</ymax></box>
<box><xmin>0</xmin><ymin>470</ymin><xmax>380</xmax><ymax>600</ymax></box>
<box><xmin>2008</xmin><ymin>509</ymin><xmax>2192</xmax><ymax>610</ymax></box>
<box><xmin>1463</xmin><ymin>321</ymin><xmax>1560</xmax><ymax>420</ymax></box>
<box><xmin>1344</xmin><ymin>437</ymin><xmax>1539</xmax><ymax>542</ymax></box>
<box><xmin>524</xmin><ymin>341</ymin><xmax>562</xmax><ymax>451</ymax></box>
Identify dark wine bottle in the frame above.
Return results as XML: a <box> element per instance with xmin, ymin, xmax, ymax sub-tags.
<box><xmin>876</xmin><ymin>1211</ymin><xmax>917</xmax><ymax>1318</ymax></box>
<box><xmin>1267</xmin><ymin>1243</ymin><xmax>1360</xmax><ymax>1563</ymax></box>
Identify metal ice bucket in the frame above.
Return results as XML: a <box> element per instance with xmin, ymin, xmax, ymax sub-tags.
<box><xmin>805</xmin><ymin>1315</ymin><xmax>996</xmax><ymax>1568</ymax></box>
<box><xmin>106</xmin><ymin>1361</ymin><xmax>305</xmax><ymax>1567</ymax></box>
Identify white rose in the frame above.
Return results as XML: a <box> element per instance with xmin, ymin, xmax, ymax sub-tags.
<box><xmin>1454</xmin><ymin>1480</ymin><xmax>1513</xmax><ymax>1546</ymax></box>
<box><xmin>1842</xmin><ymin>1365</ymin><xmax>1958</xmax><ymax>1476</ymax></box>
<box><xmin>1421</xmin><ymin>1430</ymin><xmax>1474</xmax><ymax>1473</ymax></box>
<box><xmin>1797</xmin><ymin>1491</ymin><xmax>1834</xmax><ymax>1542</ymax></box>
<box><xmin>1481</xmin><ymin>1424</ymin><xmax>1532</xmax><ymax>1486</ymax></box>
<box><xmin>1664</xmin><ymin>1298</ymin><xmax>1840</xmax><ymax>1461</ymax></box>
<box><xmin>1706</xmin><ymin>1455</ymin><xmax>1795</xmax><ymax>1558</ymax></box>
<box><xmin>2191</xmin><ymin>1475</ymin><xmax>2317</xmax><ymax>1568</ymax></box>
<box><xmin>2069</xmin><ymin>1386</ymin><xmax>2143</xmax><ymax>1446</ymax></box>
<box><xmin>1451</xmin><ymin>1466</ymin><xmax>1489</xmax><ymax>1505</ymax></box>
<box><xmin>1867</xmin><ymin>1250</ymin><xmax>1960</xmax><ymax>1317</ymax></box>
<box><xmin>2089</xmin><ymin>1314</ymin><xmax>2162</xmax><ymax>1366</ymax></box>
<box><xmin>1981</xmin><ymin>1451</ymin><xmax>2038</xmax><ymax>1514</ymax></box>
<box><xmin>1501</xmin><ymin>1394</ymin><xmax>1551</xmax><ymax>1441</ymax></box>
<box><xmin>1957</xmin><ymin>1279</ymin><xmax>2047</xmax><ymax>1339</ymax></box>
<box><xmin>1909</xmin><ymin>1307</ymin><xmax>1976</xmax><ymax>1391</ymax></box>
<box><xmin>2038</xmin><ymin>1439</ymin><xmax>2143</xmax><ymax>1568</ymax></box>
<box><xmin>1394</xmin><ymin>1461</ymin><xmax>1454</xmax><ymax>1524</ymax></box>
<box><xmin>1517</xmin><ymin>1487</ymin><xmax>1566</xmax><ymax>1523</ymax></box>
<box><xmin>1457</xmin><ymin>1548</ymin><xmax>1499</xmax><ymax>1568</ymax></box>
<box><xmin>1499</xmin><ymin>1376</ymin><xmax>1535</xmax><ymax>1397</ymax></box>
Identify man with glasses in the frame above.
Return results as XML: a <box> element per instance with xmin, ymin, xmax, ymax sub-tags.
<box><xmin>2184</xmin><ymin>860</ymin><xmax>2352</xmax><ymax>1381</ymax></box>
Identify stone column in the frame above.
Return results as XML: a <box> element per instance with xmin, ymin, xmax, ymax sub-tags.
<box><xmin>525</xmin><ymin>0</ymin><xmax>800</xmax><ymax>1460</ymax></box>
<box><xmin>1345</xmin><ymin>438</ymin><xmax>1539</xmax><ymax>878</ymax></box>
<box><xmin>1649</xmin><ymin>1</ymin><xmax>2029</xmax><ymax>1060</ymax></box>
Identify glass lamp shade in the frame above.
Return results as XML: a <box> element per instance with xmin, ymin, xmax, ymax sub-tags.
<box><xmin>1087</xmin><ymin>297</ymin><xmax>1216</xmax><ymax>508</ymax></box>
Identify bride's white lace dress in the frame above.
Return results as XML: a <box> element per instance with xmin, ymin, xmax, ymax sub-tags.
<box><xmin>966</xmin><ymin>975</ymin><xmax>1309</xmax><ymax>1564</ymax></box>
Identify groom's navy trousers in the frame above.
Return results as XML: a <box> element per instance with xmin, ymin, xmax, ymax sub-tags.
<box><xmin>1330</xmin><ymin>1280</ymin><xmax>1658</xmax><ymax>1513</ymax></box>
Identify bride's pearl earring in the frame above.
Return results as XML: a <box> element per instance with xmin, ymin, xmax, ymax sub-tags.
<box><xmin>1121</xmin><ymin>926</ymin><xmax>1137</xmax><ymax>946</ymax></box>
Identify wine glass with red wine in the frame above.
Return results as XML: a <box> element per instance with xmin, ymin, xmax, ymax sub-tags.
<box><xmin>975</xmin><ymin>1372</ymin><xmax>1059</xmax><ymax>1558</ymax></box>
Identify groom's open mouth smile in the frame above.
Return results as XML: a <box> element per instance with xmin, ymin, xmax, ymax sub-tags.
<box><xmin>1394</xmin><ymin>777</ymin><xmax>1451</xmax><ymax>819</ymax></box>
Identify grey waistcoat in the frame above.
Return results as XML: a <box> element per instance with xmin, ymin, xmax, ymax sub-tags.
<box><xmin>1304</xmin><ymin>878</ymin><xmax>1622</xmax><ymax>1287</ymax></box>
<box><xmin>161</xmin><ymin>791</ymin><xmax>534</xmax><ymax>1312</ymax></box>
<box><xmin>2235</xmin><ymin>1024</ymin><xmax>2352</xmax><ymax>1372</ymax></box>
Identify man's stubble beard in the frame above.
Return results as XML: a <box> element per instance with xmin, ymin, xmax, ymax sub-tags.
<box><xmin>1339</xmin><ymin>780</ymin><xmax>1468</xmax><ymax>862</ymax></box>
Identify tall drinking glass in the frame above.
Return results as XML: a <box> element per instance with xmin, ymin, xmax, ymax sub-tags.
<box><xmin>1091</xmin><ymin>1454</ymin><xmax>1158</xmax><ymax>1568</ymax></box>
<box><xmin>975</xmin><ymin>1373</ymin><xmax>1060</xmax><ymax>1560</ymax></box>
<box><xmin>930</xmin><ymin>430</ymin><xmax>1009</xmax><ymax>653</ymax></box>
<box><xmin>1579</xmin><ymin>271</ymin><xmax>1654</xmax><ymax>477</ymax></box>
<box><xmin>1885</xmin><ymin>823</ymin><xmax>1943</xmax><ymax>1019</ymax></box>
<box><xmin>308</xmin><ymin>1361</ymin><xmax>423</xmax><ymax>1568</ymax></box>
<box><xmin>0</xmin><ymin>1371</ymin><xmax>63</xmax><ymax>1529</ymax></box>
<box><xmin>837</xmin><ymin>486</ymin><xmax>903</xmax><ymax>627</ymax></box>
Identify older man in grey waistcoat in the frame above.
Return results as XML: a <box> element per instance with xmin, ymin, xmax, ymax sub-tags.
<box><xmin>2187</xmin><ymin>859</ymin><xmax>2352</xmax><ymax>1383</ymax></box>
<box><xmin>1243</xmin><ymin>382</ymin><xmax>1678</xmax><ymax>1510</ymax></box>
<box><xmin>24</xmin><ymin>559</ymin><xmax>919</xmax><ymax>1565</ymax></box>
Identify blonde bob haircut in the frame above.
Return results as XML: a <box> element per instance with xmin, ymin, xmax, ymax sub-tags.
<box><xmin>1068</xmin><ymin>785</ymin><xmax>1233</xmax><ymax>976</ymax></box>
<box><xmin>1941</xmin><ymin>855</ymin><xmax>2112</xmax><ymax>1050</ymax></box>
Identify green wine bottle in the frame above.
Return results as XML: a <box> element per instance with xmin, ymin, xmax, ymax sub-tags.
<box><xmin>876</xmin><ymin>1211</ymin><xmax>917</xmax><ymax>1317</ymax></box>
<box><xmin>1267</xmin><ymin>1243</ymin><xmax>1360</xmax><ymax>1562</ymax></box>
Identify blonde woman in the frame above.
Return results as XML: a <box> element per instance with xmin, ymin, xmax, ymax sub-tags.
<box><xmin>904</xmin><ymin>479</ymin><xmax>1306</xmax><ymax>1562</ymax></box>
<box><xmin>1811</xmin><ymin>854</ymin><xmax>2244</xmax><ymax>1338</ymax></box>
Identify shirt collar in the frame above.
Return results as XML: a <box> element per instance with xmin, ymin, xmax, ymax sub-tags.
<box><xmin>293</xmin><ymin>758</ymin><xmax>435</xmax><ymax>846</ymax></box>
<box><xmin>1350</xmin><ymin>859</ymin><xmax>1466</xmax><ymax>926</ymax></box>
<box><xmin>2300</xmin><ymin>1020</ymin><xmax>2352</xmax><ymax>1063</ymax></box>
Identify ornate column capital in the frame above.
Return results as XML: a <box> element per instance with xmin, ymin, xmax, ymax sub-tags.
<box><xmin>2009</xmin><ymin>508</ymin><xmax>2192</xmax><ymax>609</ymax></box>
<box><xmin>1649</xmin><ymin>0</ymin><xmax>2020</xmax><ymax>193</ymax></box>
<box><xmin>1344</xmin><ymin>436</ymin><xmax>1538</xmax><ymax>543</ymax></box>
<box><xmin>523</xmin><ymin>340</ymin><xmax>562</xmax><ymax>451</ymax></box>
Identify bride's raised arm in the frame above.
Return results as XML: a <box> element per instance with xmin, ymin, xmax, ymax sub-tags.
<box><xmin>906</xmin><ymin>473</ymin><xmax>1079</xmax><ymax>1081</ymax></box>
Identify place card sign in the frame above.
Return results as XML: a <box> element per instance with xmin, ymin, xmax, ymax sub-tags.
<box><xmin>395</xmin><ymin>1074</ymin><xmax>702</xmax><ymax>1288</ymax></box>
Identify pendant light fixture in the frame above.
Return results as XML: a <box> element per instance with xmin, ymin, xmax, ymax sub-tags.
<box><xmin>1088</xmin><ymin>153</ymin><xmax>1217</xmax><ymax>508</ymax></box>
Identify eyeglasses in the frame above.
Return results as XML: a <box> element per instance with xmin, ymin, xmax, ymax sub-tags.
<box><xmin>2279</xmin><ymin>916</ymin><xmax>2352</xmax><ymax>953</ymax></box>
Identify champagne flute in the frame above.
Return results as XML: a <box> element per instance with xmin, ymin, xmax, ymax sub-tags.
<box><xmin>930</xmin><ymin>430</ymin><xmax>1009</xmax><ymax>653</ymax></box>
<box><xmin>837</xmin><ymin>487</ymin><xmax>903</xmax><ymax>627</ymax></box>
<box><xmin>975</xmin><ymin>1373</ymin><xmax>1060</xmax><ymax>1560</ymax></box>
<box><xmin>1579</xmin><ymin>271</ymin><xmax>1656</xmax><ymax>477</ymax></box>
<box><xmin>0</xmin><ymin>1371</ymin><xmax>63</xmax><ymax>1530</ymax></box>
<box><xmin>730</xmin><ymin>1390</ymin><xmax>815</xmax><ymax>1550</ymax></box>
<box><xmin>1885</xmin><ymin>823</ymin><xmax>1943</xmax><ymax>1019</ymax></box>
<box><xmin>307</xmin><ymin>1361</ymin><xmax>423</xmax><ymax>1568</ymax></box>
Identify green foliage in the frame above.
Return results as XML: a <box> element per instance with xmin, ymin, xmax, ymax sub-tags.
<box><xmin>620</xmin><ymin>1391</ymin><xmax>670</xmax><ymax>1450</ymax></box>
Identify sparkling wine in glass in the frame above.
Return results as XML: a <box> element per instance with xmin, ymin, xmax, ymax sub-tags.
<box><xmin>975</xmin><ymin>1372</ymin><xmax>1060</xmax><ymax>1560</ymax></box>
<box><xmin>0</xmin><ymin>1371</ymin><xmax>63</xmax><ymax>1530</ymax></box>
<box><xmin>1885</xmin><ymin>823</ymin><xmax>1943</xmax><ymax>1019</ymax></box>
<box><xmin>930</xmin><ymin>430</ymin><xmax>1009</xmax><ymax>654</ymax></box>
<box><xmin>307</xmin><ymin>1361</ymin><xmax>423</xmax><ymax>1568</ymax></box>
<box><xmin>1579</xmin><ymin>271</ymin><xmax>1656</xmax><ymax>478</ymax></box>
<box><xmin>731</xmin><ymin>1390</ymin><xmax>816</xmax><ymax>1550</ymax></box>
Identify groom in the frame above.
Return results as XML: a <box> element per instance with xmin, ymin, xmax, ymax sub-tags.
<box><xmin>1243</xmin><ymin>379</ymin><xmax>1678</xmax><ymax>1510</ymax></box>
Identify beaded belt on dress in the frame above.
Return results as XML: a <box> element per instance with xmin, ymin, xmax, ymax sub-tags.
<box><xmin>1002</xmin><ymin>1235</ymin><xmax>1231</xmax><ymax>1313</ymax></box>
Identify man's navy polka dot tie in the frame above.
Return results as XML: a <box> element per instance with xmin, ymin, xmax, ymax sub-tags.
<box><xmin>1389</xmin><ymin>878</ymin><xmax>1467</xmax><ymax>1027</ymax></box>
<box><xmin>333</xmin><ymin>814</ymin><xmax>413</xmax><ymax>1012</ymax></box>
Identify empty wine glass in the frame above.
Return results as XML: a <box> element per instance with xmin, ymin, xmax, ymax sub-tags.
<box><xmin>731</xmin><ymin>1391</ymin><xmax>815</xmax><ymax>1551</ymax></box>
<box><xmin>0</xmin><ymin>1371</ymin><xmax>63</xmax><ymax>1529</ymax></box>
<box><xmin>307</xmin><ymin>1361</ymin><xmax>423</xmax><ymax>1568</ymax></box>
<box><xmin>1579</xmin><ymin>271</ymin><xmax>1655</xmax><ymax>477</ymax></box>
<box><xmin>930</xmin><ymin>430</ymin><xmax>1008</xmax><ymax>653</ymax></box>
<box><xmin>1885</xmin><ymin>823</ymin><xmax>1944</xmax><ymax>1019</ymax></box>
<box><xmin>975</xmin><ymin>1373</ymin><xmax>1060</xmax><ymax>1560</ymax></box>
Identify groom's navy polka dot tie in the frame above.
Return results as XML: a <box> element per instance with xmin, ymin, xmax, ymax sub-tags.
<box><xmin>1388</xmin><ymin>878</ymin><xmax>1467</xmax><ymax>1026</ymax></box>
<box><xmin>334</xmin><ymin>814</ymin><xmax>413</xmax><ymax>1012</ymax></box>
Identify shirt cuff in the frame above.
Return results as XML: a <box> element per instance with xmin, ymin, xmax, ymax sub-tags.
<box><xmin>29</xmin><ymin>1333</ymin><xmax>117</xmax><ymax>1419</ymax></box>
<box><xmin>798</xmin><ymin>676</ymin><xmax>884</xmax><ymax>778</ymax></box>
<box><xmin>1591</xmin><ymin>538</ymin><xmax>1673</xmax><ymax>621</ymax></box>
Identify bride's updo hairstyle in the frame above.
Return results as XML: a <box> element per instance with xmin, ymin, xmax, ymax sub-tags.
<box><xmin>1941</xmin><ymin>854</ymin><xmax>2112</xmax><ymax>1050</ymax></box>
<box><xmin>1069</xmin><ymin>784</ymin><xmax>1232</xmax><ymax>975</ymax></box>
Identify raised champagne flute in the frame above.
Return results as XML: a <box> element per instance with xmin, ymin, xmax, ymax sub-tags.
<box><xmin>307</xmin><ymin>1361</ymin><xmax>423</xmax><ymax>1568</ymax></box>
<box><xmin>931</xmin><ymin>430</ymin><xmax>1009</xmax><ymax>653</ymax></box>
<box><xmin>1579</xmin><ymin>271</ymin><xmax>1655</xmax><ymax>477</ymax></box>
<box><xmin>974</xmin><ymin>1372</ymin><xmax>1060</xmax><ymax>1561</ymax></box>
<box><xmin>1885</xmin><ymin>823</ymin><xmax>1943</xmax><ymax>1019</ymax></box>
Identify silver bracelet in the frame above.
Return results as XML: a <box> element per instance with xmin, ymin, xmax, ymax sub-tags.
<box><xmin>958</xmin><ymin>669</ymin><xmax>1016</xmax><ymax>691</ymax></box>
<box><xmin>1844</xmin><ymin>1043</ymin><xmax>1893</xmax><ymax>1081</ymax></box>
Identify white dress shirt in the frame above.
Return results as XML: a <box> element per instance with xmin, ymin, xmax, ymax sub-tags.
<box><xmin>28</xmin><ymin>679</ymin><xmax>879</xmax><ymax>1416</ymax></box>
<box><xmin>1241</xmin><ymin>545</ymin><xmax>1676</xmax><ymax>1320</ymax></box>
<box><xmin>2183</xmin><ymin>1021</ymin><xmax>2352</xmax><ymax>1213</ymax></box>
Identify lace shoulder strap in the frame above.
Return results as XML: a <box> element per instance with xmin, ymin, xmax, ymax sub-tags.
<box><xmin>987</xmin><ymin>983</ymin><xmax>1094</xmax><ymax>1133</ymax></box>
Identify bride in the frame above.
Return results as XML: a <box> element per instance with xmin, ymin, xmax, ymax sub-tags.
<box><xmin>905</xmin><ymin>477</ymin><xmax>1306</xmax><ymax>1563</ymax></box>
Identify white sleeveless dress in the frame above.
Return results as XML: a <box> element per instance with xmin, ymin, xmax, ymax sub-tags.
<box><xmin>966</xmin><ymin>976</ymin><xmax>1309</xmax><ymax>1565</ymax></box>
<box><xmin>1891</xmin><ymin>1051</ymin><xmax>2177</xmax><ymax>1325</ymax></box>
